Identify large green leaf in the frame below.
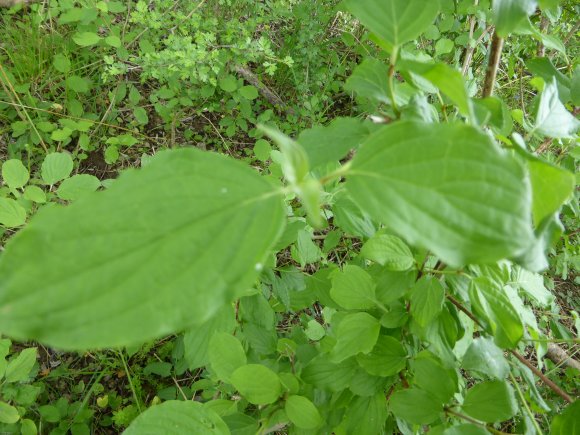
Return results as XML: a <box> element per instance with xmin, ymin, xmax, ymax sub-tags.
<box><xmin>398</xmin><ymin>61</ymin><xmax>472</xmax><ymax>116</ymax></box>
<box><xmin>298</xmin><ymin>117</ymin><xmax>370</xmax><ymax>169</ymax></box>
<box><xmin>390</xmin><ymin>388</ymin><xmax>442</xmax><ymax>425</ymax></box>
<box><xmin>124</xmin><ymin>401</ymin><xmax>229</xmax><ymax>434</ymax></box>
<box><xmin>230</xmin><ymin>364</ymin><xmax>282</xmax><ymax>405</ymax></box>
<box><xmin>492</xmin><ymin>0</ymin><xmax>538</xmax><ymax>36</ymax></box>
<box><xmin>356</xmin><ymin>335</ymin><xmax>407</xmax><ymax>376</ymax></box>
<box><xmin>301</xmin><ymin>355</ymin><xmax>358</xmax><ymax>392</ymax></box>
<box><xmin>344</xmin><ymin>0</ymin><xmax>439</xmax><ymax>49</ymax></box>
<box><xmin>468</xmin><ymin>278</ymin><xmax>523</xmax><ymax>349</ymax></box>
<box><xmin>344</xmin><ymin>393</ymin><xmax>388</xmax><ymax>435</ymax></box>
<box><xmin>551</xmin><ymin>400</ymin><xmax>580</xmax><ymax>435</ymax></box>
<box><xmin>0</xmin><ymin>149</ymin><xmax>285</xmax><ymax>349</ymax></box>
<box><xmin>344</xmin><ymin>58</ymin><xmax>390</xmax><ymax>104</ymax></box>
<box><xmin>285</xmin><ymin>395</ymin><xmax>322</xmax><ymax>430</ymax></box>
<box><xmin>209</xmin><ymin>333</ymin><xmax>247</xmax><ymax>382</ymax></box>
<box><xmin>534</xmin><ymin>78</ymin><xmax>580</xmax><ymax>138</ymax></box>
<box><xmin>345</xmin><ymin>121</ymin><xmax>533</xmax><ymax>266</ymax></box>
<box><xmin>2</xmin><ymin>159</ymin><xmax>29</xmax><ymax>190</ymax></box>
<box><xmin>330</xmin><ymin>265</ymin><xmax>377</xmax><ymax>310</ymax></box>
<box><xmin>330</xmin><ymin>312</ymin><xmax>380</xmax><ymax>362</ymax></box>
<box><xmin>462</xmin><ymin>337</ymin><xmax>510</xmax><ymax>380</ymax></box>
<box><xmin>461</xmin><ymin>381</ymin><xmax>517</xmax><ymax>423</ymax></box>
<box><xmin>412</xmin><ymin>351</ymin><xmax>458</xmax><ymax>403</ymax></box>
<box><xmin>410</xmin><ymin>277</ymin><xmax>445</xmax><ymax>327</ymax></box>
<box><xmin>528</xmin><ymin>159</ymin><xmax>575</xmax><ymax>225</ymax></box>
<box><xmin>361</xmin><ymin>231</ymin><xmax>414</xmax><ymax>271</ymax></box>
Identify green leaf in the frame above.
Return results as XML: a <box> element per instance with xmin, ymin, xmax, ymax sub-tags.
<box><xmin>390</xmin><ymin>388</ymin><xmax>442</xmax><ymax>425</ymax></box>
<box><xmin>22</xmin><ymin>186</ymin><xmax>46</xmax><ymax>204</ymax></box>
<box><xmin>20</xmin><ymin>419</ymin><xmax>37</xmax><ymax>435</ymax></box>
<box><xmin>412</xmin><ymin>351</ymin><xmax>458</xmax><ymax>403</ymax></box>
<box><xmin>361</xmin><ymin>231</ymin><xmax>414</xmax><ymax>271</ymax></box>
<box><xmin>51</xmin><ymin>127</ymin><xmax>74</xmax><ymax>141</ymax></box>
<box><xmin>2</xmin><ymin>159</ymin><xmax>29</xmax><ymax>189</ymax></box>
<box><xmin>344</xmin><ymin>0</ymin><xmax>439</xmax><ymax>49</ymax></box>
<box><xmin>410</xmin><ymin>277</ymin><xmax>445</xmax><ymax>327</ymax></box>
<box><xmin>0</xmin><ymin>198</ymin><xmax>26</xmax><ymax>228</ymax></box>
<box><xmin>253</xmin><ymin>139</ymin><xmax>271</xmax><ymax>162</ymax></box>
<box><xmin>551</xmin><ymin>400</ymin><xmax>580</xmax><ymax>435</ymax></box>
<box><xmin>332</xmin><ymin>191</ymin><xmax>376</xmax><ymax>238</ymax></box>
<box><xmin>298</xmin><ymin>117</ymin><xmax>370</xmax><ymax>169</ymax></box>
<box><xmin>183</xmin><ymin>304</ymin><xmax>235</xmax><ymax>370</ymax></box>
<box><xmin>493</xmin><ymin>0</ymin><xmax>538</xmax><ymax>36</ymax></box>
<box><xmin>435</xmin><ymin>38</ymin><xmax>454</xmax><ymax>56</ymax></box>
<box><xmin>571</xmin><ymin>66</ymin><xmax>580</xmax><ymax>106</ymax></box>
<box><xmin>461</xmin><ymin>381</ymin><xmax>517</xmax><ymax>422</ymax></box>
<box><xmin>331</xmin><ymin>312</ymin><xmax>380</xmax><ymax>362</ymax></box>
<box><xmin>301</xmin><ymin>355</ymin><xmax>358</xmax><ymax>391</ymax></box>
<box><xmin>219</xmin><ymin>75</ymin><xmax>238</xmax><ymax>93</ymax></box>
<box><xmin>65</xmin><ymin>76</ymin><xmax>90</xmax><ymax>93</ymax></box>
<box><xmin>443</xmin><ymin>424</ymin><xmax>490</xmax><ymax>435</ymax></box>
<box><xmin>105</xmin><ymin>35</ymin><xmax>122</xmax><ymax>48</ymax></box>
<box><xmin>56</xmin><ymin>174</ymin><xmax>101</xmax><ymax>201</ymax></box>
<box><xmin>230</xmin><ymin>364</ymin><xmax>281</xmax><ymax>405</ymax></box>
<box><xmin>5</xmin><ymin>347</ymin><xmax>36</xmax><ymax>383</ymax></box>
<box><xmin>0</xmin><ymin>401</ymin><xmax>20</xmax><ymax>424</ymax></box>
<box><xmin>534</xmin><ymin>77</ymin><xmax>580</xmax><ymax>138</ymax></box>
<box><xmin>511</xmin><ymin>267</ymin><xmax>554</xmax><ymax>306</ymax></box>
<box><xmin>72</xmin><ymin>32</ymin><xmax>102</xmax><ymax>47</ymax></box>
<box><xmin>53</xmin><ymin>54</ymin><xmax>71</xmax><ymax>73</ymax></box>
<box><xmin>133</xmin><ymin>107</ymin><xmax>149</xmax><ymax>125</ymax></box>
<box><xmin>295</xmin><ymin>229</ymin><xmax>321</xmax><ymax>266</ymax></box>
<box><xmin>330</xmin><ymin>265</ymin><xmax>376</xmax><ymax>309</ymax></box>
<box><xmin>399</xmin><ymin>61</ymin><xmax>472</xmax><ymax>116</ymax></box>
<box><xmin>345</xmin><ymin>121</ymin><xmax>533</xmax><ymax>267</ymax></box>
<box><xmin>41</xmin><ymin>152</ymin><xmax>74</xmax><ymax>185</ymax></box>
<box><xmin>462</xmin><ymin>337</ymin><xmax>510</xmax><ymax>380</ymax></box>
<box><xmin>209</xmin><ymin>333</ymin><xmax>247</xmax><ymax>382</ymax></box>
<box><xmin>344</xmin><ymin>393</ymin><xmax>387</xmax><ymax>435</ymax></box>
<box><xmin>238</xmin><ymin>85</ymin><xmax>258</xmax><ymax>100</ymax></box>
<box><xmin>469</xmin><ymin>278</ymin><xmax>524</xmax><ymax>349</ymax></box>
<box><xmin>0</xmin><ymin>149</ymin><xmax>285</xmax><ymax>349</ymax></box>
<box><xmin>344</xmin><ymin>58</ymin><xmax>390</xmax><ymax>104</ymax></box>
<box><xmin>260</xmin><ymin>125</ymin><xmax>309</xmax><ymax>185</ymax></box>
<box><xmin>473</xmin><ymin>97</ymin><xmax>513</xmax><ymax>135</ymax></box>
<box><xmin>528</xmin><ymin>159</ymin><xmax>575</xmax><ymax>226</ymax></box>
<box><xmin>285</xmin><ymin>395</ymin><xmax>321</xmax><ymax>429</ymax></box>
<box><xmin>124</xmin><ymin>401</ymin><xmax>229</xmax><ymax>434</ymax></box>
<box><xmin>356</xmin><ymin>335</ymin><xmax>407</xmax><ymax>376</ymax></box>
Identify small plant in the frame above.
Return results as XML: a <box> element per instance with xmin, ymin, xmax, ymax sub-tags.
<box><xmin>0</xmin><ymin>0</ymin><xmax>578</xmax><ymax>433</ymax></box>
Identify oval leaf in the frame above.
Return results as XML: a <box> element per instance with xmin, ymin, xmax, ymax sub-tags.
<box><xmin>361</xmin><ymin>231</ymin><xmax>414</xmax><ymax>271</ymax></box>
<box><xmin>41</xmin><ymin>152</ymin><xmax>73</xmax><ymax>185</ymax></box>
<box><xmin>124</xmin><ymin>401</ymin><xmax>229</xmax><ymax>434</ymax></box>
<box><xmin>209</xmin><ymin>332</ymin><xmax>247</xmax><ymax>382</ymax></box>
<box><xmin>2</xmin><ymin>159</ymin><xmax>29</xmax><ymax>190</ymax></box>
<box><xmin>461</xmin><ymin>381</ymin><xmax>517</xmax><ymax>423</ymax></box>
<box><xmin>0</xmin><ymin>149</ymin><xmax>285</xmax><ymax>349</ymax></box>
<box><xmin>230</xmin><ymin>364</ymin><xmax>282</xmax><ymax>405</ymax></box>
<box><xmin>390</xmin><ymin>388</ymin><xmax>442</xmax><ymax>425</ymax></box>
<box><xmin>345</xmin><ymin>121</ymin><xmax>534</xmax><ymax>266</ymax></box>
<box><xmin>344</xmin><ymin>0</ymin><xmax>439</xmax><ymax>49</ymax></box>
<box><xmin>285</xmin><ymin>395</ymin><xmax>322</xmax><ymax>429</ymax></box>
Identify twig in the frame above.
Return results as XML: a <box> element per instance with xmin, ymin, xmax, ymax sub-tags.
<box><xmin>481</xmin><ymin>31</ymin><xmax>504</xmax><ymax>97</ymax></box>
<box><xmin>446</xmin><ymin>294</ymin><xmax>574</xmax><ymax>403</ymax></box>
<box><xmin>233</xmin><ymin>64</ymin><xmax>295</xmax><ymax>115</ymax></box>
<box><xmin>509</xmin><ymin>351</ymin><xmax>573</xmax><ymax>403</ymax></box>
<box><xmin>0</xmin><ymin>62</ymin><xmax>48</xmax><ymax>151</ymax></box>
<box><xmin>462</xmin><ymin>25</ymin><xmax>494</xmax><ymax>76</ymax></box>
<box><xmin>537</xmin><ymin>16</ymin><xmax>549</xmax><ymax>57</ymax></box>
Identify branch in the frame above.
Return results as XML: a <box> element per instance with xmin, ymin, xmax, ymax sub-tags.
<box><xmin>481</xmin><ymin>30</ymin><xmax>504</xmax><ymax>97</ymax></box>
<box><xmin>446</xmin><ymin>294</ymin><xmax>574</xmax><ymax>403</ymax></box>
<box><xmin>233</xmin><ymin>64</ymin><xmax>295</xmax><ymax>116</ymax></box>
